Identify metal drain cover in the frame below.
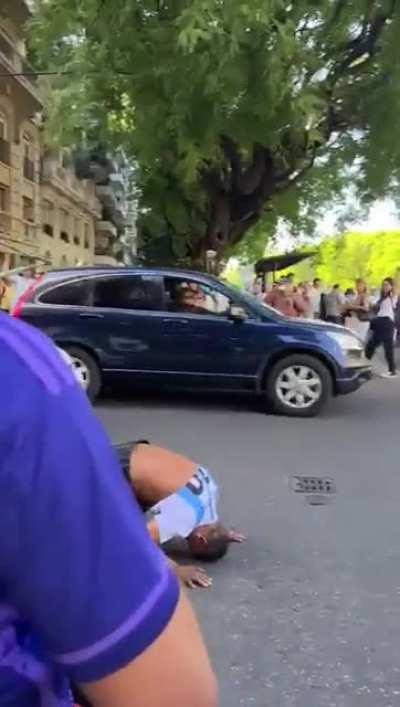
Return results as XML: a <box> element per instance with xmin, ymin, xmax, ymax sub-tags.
<box><xmin>290</xmin><ymin>476</ymin><xmax>336</xmax><ymax>495</ymax></box>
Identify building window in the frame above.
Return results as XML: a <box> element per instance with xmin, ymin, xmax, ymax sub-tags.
<box><xmin>42</xmin><ymin>199</ymin><xmax>54</xmax><ymax>237</ymax></box>
<box><xmin>23</xmin><ymin>196</ymin><xmax>35</xmax><ymax>240</ymax></box>
<box><xmin>23</xmin><ymin>133</ymin><xmax>35</xmax><ymax>181</ymax></box>
<box><xmin>0</xmin><ymin>113</ymin><xmax>10</xmax><ymax>166</ymax></box>
<box><xmin>23</xmin><ymin>196</ymin><xmax>34</xmax><ymax>222</ymax></box>
<box><xmin>84</xmin><ymin>223</ymin><xmax>90</xmax><ymax>249</ymax></box>
<box><xmin>60</xmin><ymin>208</ymin><xmax>70</xmax><ymax>242</ymax></box>
<box><xmin>0</xmin><ymin>185</ymin><xmax>9</xmax><ymax>212</ymax></box>
<box><xmin>0</xmin><ymin>113</ymin><xmax>7</xmax><ymax>141</ymax></box>
<box><xmin>73</xmin><ymin>217</ymin><xmax>81</xmax><ymax>246</ymax></box>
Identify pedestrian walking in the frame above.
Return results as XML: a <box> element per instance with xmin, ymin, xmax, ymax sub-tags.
<box><xmin>345</xmin><ymin>279</ymin><xmax>372</xmax><ymax>342</ymax></box>
<box><xmin>325</xmin><ymin>284</ymin><xmax>345</xmax><ymax>324</ymax></box>
<box><xmin>366</xmin><ymin>277</ymin><xmax>398</xmax><ymax>378</ymax></box>
<box><xmin>310</xmin><ymin>278</ymin><xmax>323</xmax><ymax>319</ymax></box>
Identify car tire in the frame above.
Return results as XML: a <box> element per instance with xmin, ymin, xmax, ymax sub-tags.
<box><xmin>63</xmin><ymin>346</ymin><xmax>102</xmax><ymax>401</ymax></box>
<box><xmin>265</xmin><ymin>354</ymin><xmax>332</xmax><ymax>417</ymax></box>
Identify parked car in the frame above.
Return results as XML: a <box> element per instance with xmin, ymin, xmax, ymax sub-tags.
<box><xmin>15</xmin><ymin>267</ymin><xmax>372</xmax><ymax>416</ymax></box>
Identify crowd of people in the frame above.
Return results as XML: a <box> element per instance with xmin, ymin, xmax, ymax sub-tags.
<box><xmin>253</xmin><ymin>274</ymin><xmax>400</xmax><ymax>378</ymax></box>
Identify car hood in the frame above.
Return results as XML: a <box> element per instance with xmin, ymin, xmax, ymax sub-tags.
<box><xmin>283</xmin><ymin>317</ymin><xmax>354</xmax><ymax>336</ymax></box>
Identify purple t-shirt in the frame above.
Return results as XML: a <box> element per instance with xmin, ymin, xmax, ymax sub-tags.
<box><xmin>0</xmin><ymin>314</ymin><xmax>179</xmax><ymax>706</ymax></box>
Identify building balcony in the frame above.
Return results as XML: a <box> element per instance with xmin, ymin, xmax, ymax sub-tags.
<box><xmin>109</xmin><ymin>172</ymin><xmax>127</xmax><ymax>192</ymax></box>
<box><xmin>41</xmin><ymin>157</ymin><xmax>101</xmax><ymax>215</ymax></box>
<box><xmin>95</xmin><ymin>222</ymin><xmax>118</xmax><ymax>257</ymax></box>
<box><xmin>74</xmin><ymin>151</ymin><xmax>115</xmax><ymax>184</ymax></box>
<box><xmin>96</xmin><ymin>184</ymin><xmax>119</xmax><ymax>209</ymax></box>
<box><xmin>0</xmin><ymin>138</ymin><xmax>11</xmax><ymax>166</ymax></box>
<box><xmin>0</xmin><ymin>27</ymin><xmax>42</xmax><ymax>109</ymax></box>
<box><xmin>96</xmin><ymin>220</ymin><xmax>118</xmax><ymax>238</ymax></box>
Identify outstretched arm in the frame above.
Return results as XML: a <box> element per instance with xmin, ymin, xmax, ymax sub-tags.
<box><xmin>148</xmin><ymin>519</ymin><xmax>213</xmax><ymax>590</ymax></box>
<box><xmin>227</xmin><ymin>529</ymin><xmax>247</xmax><ymax>543</ymax></box>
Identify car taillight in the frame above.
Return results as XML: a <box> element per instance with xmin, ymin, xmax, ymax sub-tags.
<box><xmin>12</xmin><ymin>275</ymin><xmax>44</xmax><ymax>318</ymax></box>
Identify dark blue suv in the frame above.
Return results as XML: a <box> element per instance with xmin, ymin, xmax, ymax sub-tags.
<box><xmin>17</xmin><ymin>267</ymin><xmax>372</xmax><ymax>416</ymax></box>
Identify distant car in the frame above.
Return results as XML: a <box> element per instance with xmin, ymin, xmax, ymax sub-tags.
<box><xmin>15</xmin><ymin>267</ymin><xmax>372</xmax><ymax>417</ymax></box>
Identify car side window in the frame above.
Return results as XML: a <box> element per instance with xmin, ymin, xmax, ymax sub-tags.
<box><xmin>93</xmin><ymin>276</ymin><xmax>164</xmax><ymax>311</ymax></box>
<box><xmin>40</xmin><ymin>279</ymin><xmax>93</xmax><ymax>306</ymax></box>
<box><xmin>164</xmin><ymin>278</ymin><xmax>231</xmax><ymax>316</ymax></box>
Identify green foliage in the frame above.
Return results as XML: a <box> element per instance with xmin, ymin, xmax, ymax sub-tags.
<box><xmin>283</xmin><ymin>231</ymin><xmax>400</xmax><ymax>288</ymax></box>
<box><xmin>29</xmin><ymin>0</ymin><xmax>400</xmax><ymax>262</ymax></box>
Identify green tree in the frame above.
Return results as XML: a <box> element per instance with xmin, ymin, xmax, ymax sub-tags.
<box><xmin>31</xmin><ymin>0</ymin><xmax>400</xmax><ymax>263</ymax></box>
<box><xmin>284</xmin><ymin>230</ymin><xmax>400</xmax><ymax>288</ymax></box>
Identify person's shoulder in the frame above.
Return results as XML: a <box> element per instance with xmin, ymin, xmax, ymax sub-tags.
<box><xmin>0</xmin><ymin>314</ymin><xmax>76</xmax><ymax>403</ymax></box>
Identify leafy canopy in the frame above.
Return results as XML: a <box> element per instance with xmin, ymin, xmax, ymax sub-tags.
<box><xmin>30</xmin><ymin>0</ymin><xmax>400</xmax><ymax>262</ymax></box>
<box><xmin>281</xmin><ymin>230</ymin><xmax>400</xmax><ymax>288</ymax></box>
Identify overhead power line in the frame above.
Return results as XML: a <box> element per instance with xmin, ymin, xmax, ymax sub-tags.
<box><xmin>0</xmin><ymin>69</ymin><xmax>135</xmax><ymax>77</ymax></box>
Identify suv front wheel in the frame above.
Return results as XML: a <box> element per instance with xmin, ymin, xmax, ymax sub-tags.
<box><xmin>266</xmin><ymin>354</ymin><xmax>332</xmax><ymax>417</ymax></box>
<box><xmin>63</xmin><ymin>346</ymin><xmax>102</xmax><ymax>402</ymax></box>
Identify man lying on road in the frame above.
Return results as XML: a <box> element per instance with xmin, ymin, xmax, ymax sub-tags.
<box><xmin>115</xmin><ymin>441</ymin><xmax>246</xmax><ymax>588</ymax></box>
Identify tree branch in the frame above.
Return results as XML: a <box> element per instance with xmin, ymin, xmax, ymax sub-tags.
<box><xmin>333</xmin><ymin>1</ymin><xmax>397</xmax><ymax>80</ymax></box>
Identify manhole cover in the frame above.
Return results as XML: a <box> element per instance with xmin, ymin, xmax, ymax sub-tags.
<box><xmin>290</xmin><ymin>476</ymin><xmax>336</xmax><ymax>495</ymax></box>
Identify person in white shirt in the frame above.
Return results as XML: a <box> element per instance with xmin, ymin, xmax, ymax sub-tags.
<box><xmin>366</xmin><ymin>277</ymin><xmax>398</xmax><ymax>378</ymax></box>
<box><xmin>310</xmin><ymin>278</ymin><xmax>323</xmax><ymax>319</ymax></box>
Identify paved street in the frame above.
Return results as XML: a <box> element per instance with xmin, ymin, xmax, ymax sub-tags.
<box><xmin>97</xmin><ymin>375</ymin><xmax>400</xmax><ymax>707</ymax></box>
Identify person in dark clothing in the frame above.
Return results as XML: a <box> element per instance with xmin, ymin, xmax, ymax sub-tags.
<box><xmin>366</xmin><ymin>277</ymin><xmax>398</xmax><ymax>378</ymax></box>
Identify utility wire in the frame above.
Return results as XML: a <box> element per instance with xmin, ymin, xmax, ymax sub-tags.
<box><xmin>0</xmin><ymin>70</ymin><xmax>134</xmax><ymax>77</ymax></box>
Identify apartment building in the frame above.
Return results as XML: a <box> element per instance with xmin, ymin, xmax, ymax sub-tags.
<box><xmin>75</xmin><ymin>147</ymin><xmax>134</xmax><ymax>265</ymax></box>
<box><xmin>0</xmin><ymin>1</ymin><xmax>133</xmax><ymax>271</ymax></box>
<box><xmin>0</xmin><ymin>0</ymin><xmax>42</xmax><ymax>269</ymax></box>
<box><xmin>40</xmin><ymin>152</ymin><xmax>101</xmax><ymax>267</ymax></box>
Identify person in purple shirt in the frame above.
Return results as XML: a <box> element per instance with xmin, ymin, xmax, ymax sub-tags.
<box><xmin>0</xmin><ymin>313</ymin><xmax>217</xmax><ymax>707</ymax></box>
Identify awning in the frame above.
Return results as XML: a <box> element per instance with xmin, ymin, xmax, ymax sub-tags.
<box><xmin>255</xmin><ymin>250</ymin><xmax>318</xmax><ymax>275</ymax></box>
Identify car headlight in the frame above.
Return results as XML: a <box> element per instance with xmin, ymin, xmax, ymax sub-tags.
<box><xmin>327</xmin><ymin>331</ymin><xmax>364</xmax><ymax>353</ymax></box>
<box><xmin>327</xmin><ymin>331</ymin><xmax>364</xmax><ymax>355</ymax></box>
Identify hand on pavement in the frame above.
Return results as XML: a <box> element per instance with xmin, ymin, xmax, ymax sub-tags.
<box><xmin>227</xmin><ymin>529</ymin><xmax>247</xmax><ymax>543</ymax></box>
<box><xmin>176</xmin><ymin>565</ymin><xmax>213</xmax><ymax>589</ymax></box>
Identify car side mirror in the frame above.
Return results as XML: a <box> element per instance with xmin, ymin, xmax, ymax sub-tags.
<box><xmin>229</xmin><ymin>305</ymin><xmax>247</xmax><ymax>322</ymax></box>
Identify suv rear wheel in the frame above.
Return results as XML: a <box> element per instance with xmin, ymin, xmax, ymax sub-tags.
<box><xmin>266</xmin><ymin>354</ymin><xmax>332</xmax><ymax>417</ymax></box>
<box><xmin>63</xmin><ymin>346</ymin><xmax>101</xmax><ymax>402</ymax></box>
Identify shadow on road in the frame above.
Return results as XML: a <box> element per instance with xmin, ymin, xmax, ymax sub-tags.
<box><xmin>98</xmin><ymin>386</ymin><xmax>265</xmax><ymax>415</ymax></box>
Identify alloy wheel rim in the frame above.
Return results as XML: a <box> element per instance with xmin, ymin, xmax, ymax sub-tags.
<box><xmin>70</xmin><ymin>357</ymin><xmax>90</xmax><ymax>390</ymax></box>
<box><xmin>276</xmin><ymin>365</ymin><xmax>322</xmax><ymax>409</ymax></box>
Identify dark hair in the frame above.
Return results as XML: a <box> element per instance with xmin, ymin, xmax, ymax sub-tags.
<box><xmin>333</xmin><ymin>283</ymin><xmax>340</xmax><ymax>290</ymax></box>
<box><xmin>191</xmin><ymin>533</ymin><xmax>230</xmax><ymax>562</ymax></box>
<box><xmin>381</xmin><ymin>277</ymin><xmax>394</xmax><ymax>298</ymax></box>
<box><xmin>313</xmin><ymin>278</ymin><xmax>321</xmax><ymax>286</ymax></box>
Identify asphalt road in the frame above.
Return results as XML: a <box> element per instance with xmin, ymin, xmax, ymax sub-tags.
<box><xmin>96</xmin><ymin>374</ymin><xmax>400</xmax><ymax>707</ymax></box>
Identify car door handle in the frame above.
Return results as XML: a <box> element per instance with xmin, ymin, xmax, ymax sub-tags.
<box><xmin>79</xmin><ymin>313</ymin><xmax>104</xmax><ymax>319</ymax></box>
